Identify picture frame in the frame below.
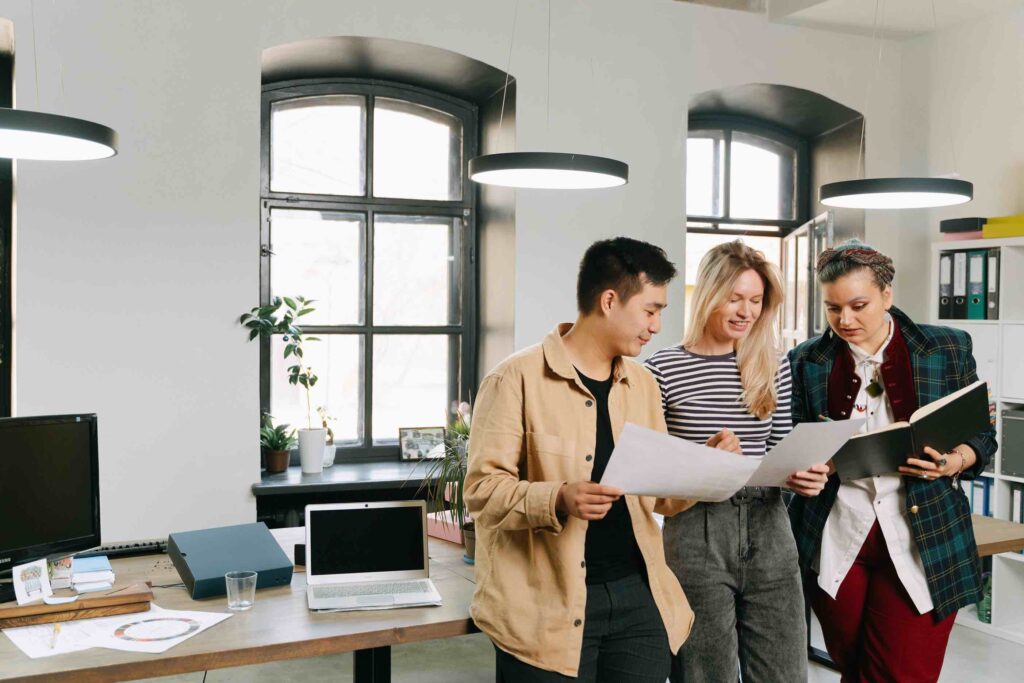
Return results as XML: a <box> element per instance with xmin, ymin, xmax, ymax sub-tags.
<box><xmin>399</xmin><ymin>426</ymin><xmax>446</xmax><ymax>461</ymax></box>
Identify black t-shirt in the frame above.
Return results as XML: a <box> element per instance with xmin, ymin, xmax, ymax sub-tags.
<box><xmin>576</xmin><ymin>369</ymin><xmax>644</xmax><ymax>585</ymax></box>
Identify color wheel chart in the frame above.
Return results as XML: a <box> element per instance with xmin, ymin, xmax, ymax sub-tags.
<box><xmin>113</xmin><ymin>617</ymin><xmax>201</xmax><ymax>642</ymax></box>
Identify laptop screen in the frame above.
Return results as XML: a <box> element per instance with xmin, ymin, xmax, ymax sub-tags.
<box><xmin>309</xmin><ymin>505</ymin><xmax>425</xmax><ymax>577</ymax></box>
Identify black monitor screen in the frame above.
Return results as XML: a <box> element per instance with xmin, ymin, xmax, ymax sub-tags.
<box><xmin>309</xmin><ymin>506</ymin><xmax>424</xmax><ymax>576</ymax></box>
<box><xmin>0</xmin><ymin>415</ymin><xmax>100</xmax><ymax>569</ymax></box>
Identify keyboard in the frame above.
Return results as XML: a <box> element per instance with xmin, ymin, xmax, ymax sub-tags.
<box><xmin>311</xmin><ymin>580</ymin><xmax>432</xmax><ymax>599</ymax></box>
<box><xmin>76</xmin><ymin>539</ymin><xmax>167</xmax><ymax>559</ymax></box>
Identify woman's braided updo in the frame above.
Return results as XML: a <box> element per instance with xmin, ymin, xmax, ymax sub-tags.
<box><xmin>816</xmin><ymin>239</ymin><xmax>894</xmax><ymax>290</ymax></box>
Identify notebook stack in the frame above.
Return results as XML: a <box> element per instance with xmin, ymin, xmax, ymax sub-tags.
<box><xmin>71</xmin><ymin>556</ymin><xmax>115</xmax><ymax>593</ymax></box>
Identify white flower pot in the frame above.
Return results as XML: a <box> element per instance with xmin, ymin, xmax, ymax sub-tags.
<box><xmin>298</xmin><ymin>428</ymin><xmax>327</xmax><ymax>474</ymax></box>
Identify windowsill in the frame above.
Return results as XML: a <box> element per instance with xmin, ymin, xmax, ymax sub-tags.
<box><xmin>252</xmin><ymin>458</ymin><xmax>440</xmax><ymax>496</ymax></box>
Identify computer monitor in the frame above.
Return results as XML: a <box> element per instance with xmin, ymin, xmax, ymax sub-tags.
<box><xmin>0</xmin><ymin>414</ymin><xmax>100</xmax><ymax>601</ymax></box>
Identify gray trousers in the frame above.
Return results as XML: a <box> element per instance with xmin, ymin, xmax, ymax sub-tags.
<box><xmin>665</xmin><ymin>492</ymin><xmax>807</xmax><ymax>683</ymax></box>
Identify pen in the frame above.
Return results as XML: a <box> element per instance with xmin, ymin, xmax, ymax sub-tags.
<box><xmin>50</xmin><ymin>622</ymin><xmax>61</xmax><ymax>649</ymax></box>
<box><xmin>817</xmin><ymin>414</ymin><xmax>833</xmax><ymax>422</ymax></box>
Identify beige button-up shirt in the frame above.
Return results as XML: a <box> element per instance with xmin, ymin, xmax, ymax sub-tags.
<box><xmin>464</xmin><ymin>324</ymin><xmax>695</xmax><ymax>677</ymax></box>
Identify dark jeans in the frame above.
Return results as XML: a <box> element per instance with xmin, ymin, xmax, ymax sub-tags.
<box><xmin>665</xmin><ymin>491</ymin><xmax>807</xmax><ymax>683</ymax></box>
<box><xmin>494</xmin><ymin>573</ymin><xmax>671</xmax><ymax>682</ymax></box>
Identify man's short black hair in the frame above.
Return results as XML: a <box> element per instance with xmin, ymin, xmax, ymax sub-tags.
<box><xmin>576</xmin><ymin>237</ymin><xmax>677</xmax><ymax>314</ymax></box>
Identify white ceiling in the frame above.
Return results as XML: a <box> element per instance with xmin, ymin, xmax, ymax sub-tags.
<box><xmin>769</xmin><ymin>0</ymin><xmax>1024</xmax><ymax>39</ymax></box>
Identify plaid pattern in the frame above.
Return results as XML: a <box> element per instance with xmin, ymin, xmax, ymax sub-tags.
<box><xmin>787</xmin><ymin>307</ymin><xmax>997</xmax><ymax>620</ymax></box>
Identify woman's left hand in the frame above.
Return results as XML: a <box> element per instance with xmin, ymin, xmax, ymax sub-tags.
<box><xmin>786</xmin><ymin>463</ymin><xmax>831</xmax><ymax>497</ymax></box>
<box><xmin>899</xmin><ymin>446</ymin><xmax>962</xmax><ymax>481</ymax></box>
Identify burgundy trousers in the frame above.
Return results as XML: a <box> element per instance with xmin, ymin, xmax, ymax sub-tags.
<box><xmin>810</xmin><ymin>522</ymin><xmax>956</xmax><ymax>683</ymax></box>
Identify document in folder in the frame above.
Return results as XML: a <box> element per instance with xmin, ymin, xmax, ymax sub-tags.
<box><xmin>832</xmin><ymin>380</ymin><xmax>990</xmax><ymax>481</ymax></box>
<box><xmin>602</xmin><ymin>419</ymin><xmax>865</xmax><ymax>501</ymax></box>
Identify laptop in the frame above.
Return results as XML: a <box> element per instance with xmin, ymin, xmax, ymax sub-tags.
<box><xmin>305</xmin><ymin>501</ymin><xmax>442</xmax><ymax>611</ymax></box>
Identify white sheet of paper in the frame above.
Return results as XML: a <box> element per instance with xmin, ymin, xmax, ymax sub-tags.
<box><xmin>602</xmin><ymin>423</ymin><xmax>759</xmax><ymax>501</ymax></box>
<box><xmin>2</xmin><ymin>604</ymin><xmax>232</xmax><ymax>659</ymax></box>
<box><xmin>745</xmin><ymin>419</ymin><xmax>866</xmax><ymax>487</ymax></box>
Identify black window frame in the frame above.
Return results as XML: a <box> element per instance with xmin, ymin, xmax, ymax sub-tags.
<box><xmin>686</xmin><ymin>115</ymin><xmax>809</xmax><ymax>237</ymax></box>
<box><xmin>0</xmin><ymin>46</ymin><xmax>11</xmax><ymax>418</ymax></box>
<box><xmin>260</xmin><ymin>78</ymin><xmax>478</xmax><ymax>461</ymax></box>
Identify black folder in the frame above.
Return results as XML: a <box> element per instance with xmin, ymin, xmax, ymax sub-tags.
<box><xmin>832</xmin><ymin>381</ymin><xmax>990</xmax><ymax>481</ymax></box>
<box><xmin>987</xmin><ymin>247</ymin><xmax>1000</xmax><ymax>320</ymax></box>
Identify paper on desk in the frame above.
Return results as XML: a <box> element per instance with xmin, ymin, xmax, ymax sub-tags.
<box><xmin>2</xmin><ymin>604</ymin><xmax>231</xmax><ymax>658</ymax></box>
<box><xmin>745</xmin><ymin>419</ymin><xmax>866</xmax><ymax>487</ymax></box>
<box><xmin>602</xmin><ymin>423</ymin><xmax>758</xmax><ymax>501</ymax></box>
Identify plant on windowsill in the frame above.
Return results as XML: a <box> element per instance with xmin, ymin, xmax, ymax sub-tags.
<box><xmin>240</xmin><ymin>296</ymin><xmax>326</xmax><ymax>474</ymax></box>
<box><xmin>419</xmin><ymin>401</ymin><xmax>475</xmax><ymax>563</ymax></box>
<box><xmin>260</xmin><ymin>413</ymin><xmax>297</xmax><ymax>474</ymax></box>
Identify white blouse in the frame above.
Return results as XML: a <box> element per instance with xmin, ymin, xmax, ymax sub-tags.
<box><xmin>816</xmin><ymin>317</ymin><xmax>934</xmax><ymax>614</ymax></box>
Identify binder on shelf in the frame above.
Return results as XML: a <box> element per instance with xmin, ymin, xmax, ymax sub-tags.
<box><xmin>938</xmin><ymin>252</ymin><xmax>954</xmax><ymax>319</ymax></box>
<box><xmin>952</xmin><ymin>251</ymin><xmax>968</xmax><ymax>319</ymax></box>
<box><xmin>967</xmin><ymin>250</ymin><xmax>987</xmax><ymax>320</ymax></box>
<box><xmin>986</xmin><ymin>248</ymin><xmax>1000</xmax><ymax>320</ymax></box>
<box><xmin>969</xmin><ymin>479</ymin><xmax>992</xmax><ymax>517</ymax></box>
<box><xmin>939</xmin><ymin>252</ymin><xmax>954</xmax><ymax>319</ymax></box>
<box><xmin>982</xmin><ymin>215</ymin><xmax>1024</xmax><ymax>239</ymax></box>
<box><xmin>1012</xmin><ymin>484</ymin><xmax>1023</xmax><ymax>524</ymax></box>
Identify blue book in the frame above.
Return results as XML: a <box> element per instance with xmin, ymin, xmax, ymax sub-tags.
<box><xmin>72</xmin><ymin>555</ymin><xmax>112</xmax><ymax>573</ymax></box>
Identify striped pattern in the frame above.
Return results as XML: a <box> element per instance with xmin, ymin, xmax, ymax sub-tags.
<box><xmin>645</xmin><ymin>348</ymin><xmax>793</xmax><ymax>456</ymax></box>
<box><xmin>787</xmin><ymin>306</ymin><xmax>997</xmax><ymax>620</ymax></box>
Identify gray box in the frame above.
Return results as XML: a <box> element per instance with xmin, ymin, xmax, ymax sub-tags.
<box><xmin>1000</xmin><ymin>407</ymin><xmax>1024</xmax><ymax>478</ymax></box>
<box><xmin>168</xmin><ymin>522</ymin><xmax>293</xmax><ymax>600</ymax></box>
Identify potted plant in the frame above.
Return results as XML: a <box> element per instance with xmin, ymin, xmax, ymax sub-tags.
<box><xmin>240</xmin><ymin>296</ymin><xmax>326</xmax><ymax>474</ymax></box>
<box><xmin>421</xmin><ymin>401</ymin><xmax>475</xmax><ymax>563</ymax></box>
<box><xmin>260</xmin><ymin>413</ymin><xmax>296</xmax><ymax>473</ymax></box>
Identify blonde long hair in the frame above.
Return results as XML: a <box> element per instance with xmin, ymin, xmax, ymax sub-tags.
<box><xmin>683</xmin><ymin>240</ymin><xmax>784</xmax><ymax>420</ymax></box>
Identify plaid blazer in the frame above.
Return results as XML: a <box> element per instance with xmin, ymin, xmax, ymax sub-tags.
<box><xmin>787</xmin><ymin>306</ymin><xmax>997</xmax><ymax>620</ymax></box>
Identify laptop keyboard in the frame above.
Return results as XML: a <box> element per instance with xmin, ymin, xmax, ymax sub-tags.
<box><xmin>311</xmin><ymin>580</ymin><xmax>432</xmax><ymax>599</ymax></box>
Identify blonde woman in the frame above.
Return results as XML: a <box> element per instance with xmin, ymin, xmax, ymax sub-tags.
<box><xmin>646</xmin><ymin>240</ymin><xmax>829</xmax><ymax>682</ymax></box>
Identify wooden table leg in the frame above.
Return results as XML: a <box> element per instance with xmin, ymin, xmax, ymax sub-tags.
<box><xmin>354</xmin><ymin>646</ymin><xmax>391</xmax><ymax>683</ymax></box>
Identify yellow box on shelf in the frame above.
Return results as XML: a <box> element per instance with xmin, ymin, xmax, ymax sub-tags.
<box><xmin>982</xmin><ymin>222</ymin><xmax>1024</xmax><ymax>239</ymax></box>
<box><xmin>986</xmin><ymin>214</ymin><xmax>1024</xmax><ymax>224</ymax></box>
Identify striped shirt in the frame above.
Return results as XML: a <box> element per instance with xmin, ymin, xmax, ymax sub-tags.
<box><xmin>645</xmin><ymin>347</ymin><xmax>793</xmax><ymax>457</ymax></box>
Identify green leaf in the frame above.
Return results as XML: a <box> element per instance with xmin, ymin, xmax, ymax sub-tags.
<box><xmin>283</xmin><ymin>345</ymin><xmax>293</xmax><ymax>358</ymax></box>
<box><xmin>298</xmin><ymin>308</ymin><xmax>315</xmax><ymax>317</ymax></box>
<box><xmin>305</xmin><ymin>336</ymin><xmax>320</xmax><ymax>342</ymax></box>
<box><xmin>283</xmin><ymin>296</ymin><xmax>297</xmax><ymax>310</ymax></box>
<box><xmin>248</xmin><ymin>329</ymin><xmax>260</xmax><ymax>341</ymax></box>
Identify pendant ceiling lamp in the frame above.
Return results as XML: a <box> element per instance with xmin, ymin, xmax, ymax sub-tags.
<box><xmin>0</xmin><ymin>2</ymin><xmax>118</xmax><ymax>161</ymax></box>
<box><xmin>819</xmin><ymin>0</ymin><xmax>970</xmax><ymax>210</ymax></box>
<box><xmin>469</xmin><ymin>0</ymin><xmax>627</xmax><ymax>190</ymax></box>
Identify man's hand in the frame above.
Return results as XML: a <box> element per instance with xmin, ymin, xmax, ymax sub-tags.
<box><xmin>706</xmin><ymin>428</ymin><xmax>742</xmax><ymax>454</ymax></box>
<box><xmin>557</xmin><ymin>481</ymin><xmax>624</xmax><ymax>521</ymax></box>
<box><xmin>786</xmin><ymin>463</ymin><xmax>831</xmax><ymax>497</ymax></box>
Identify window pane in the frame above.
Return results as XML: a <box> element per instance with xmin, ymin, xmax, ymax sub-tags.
<box><xmin>270</xmin><ymin>209</ymin><xmax>364</xmax><ymax>325</ymax></box>
<box><xmin>373</xmin><ymin>98</ymin><xmax>462</xmax><ymax>201</ymax></box>
<box><xmin>372</xmin><ymin>335</ymin><xmax>452</xmax><ymax>443</ymax></box>
<box><xmin>686</xmin><ymin>131</ymin><xmax>724</xmax><ymax>217</ymax></box>
<box><xmin>729</xmin><ymin>131</ymin><xmax>797</xmax><ymax>220</ymax></box>
<box><xmin>270</xmin><ymin>334</ymin><xmax>362</xmax><ymax>444</ymax></box>
<box><xmin>270</xmin><ymin>95</ymin><xmax>366</xmax><ymax>196</ymax></box>
<box><xmin>373</xmin><ymin>215</ymin><xmax>459</xmax><ymax>325</ymax></box>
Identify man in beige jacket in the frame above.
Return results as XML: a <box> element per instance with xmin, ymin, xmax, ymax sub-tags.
<box><xmin>465</xmin><ymin>237</ymin><xmax>695</xmax><ymax>681</ymax></box>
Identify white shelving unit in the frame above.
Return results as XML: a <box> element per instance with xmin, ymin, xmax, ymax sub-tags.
<box><xmin>931</xmin><ymin>236</ymin><xmax>1024</xmax><ymax>645</ymax></box>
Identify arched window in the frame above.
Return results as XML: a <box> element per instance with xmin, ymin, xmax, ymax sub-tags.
<box><xmin>684</xmin><ymin>117</ymin><xmax>808</xmax><ymax>314</ymax></box>
<box><xmin>260</xmin><ymin>80</ymin><xmax>477</xmax><ymax>458</ymax></box>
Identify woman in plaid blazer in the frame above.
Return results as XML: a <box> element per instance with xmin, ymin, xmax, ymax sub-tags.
<box><xmin>787</xmin><ymin>240</ymin><xmax>996</xmax><ymax>683</ymax></box>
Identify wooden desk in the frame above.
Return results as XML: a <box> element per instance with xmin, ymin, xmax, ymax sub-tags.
<box><xmin>0</xmin><ymin>532</ymin><xmax>478</xmax><ymax>682</ymax></box>
<box><xmin>971</xmin><ymin>514</ymin><xmax>1024</xmax><ymax>556</ymax></box>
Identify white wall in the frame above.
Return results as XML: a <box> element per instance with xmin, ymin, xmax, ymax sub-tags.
<box><xmin>2</xmin><ymin>0</ymin><xmax>908</xmax><ymax>540</ymax></box>
<box><xmin>899</xmin><ymin>4</ymin><xmax>1024</xmax><ymax>319</ymax></box>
